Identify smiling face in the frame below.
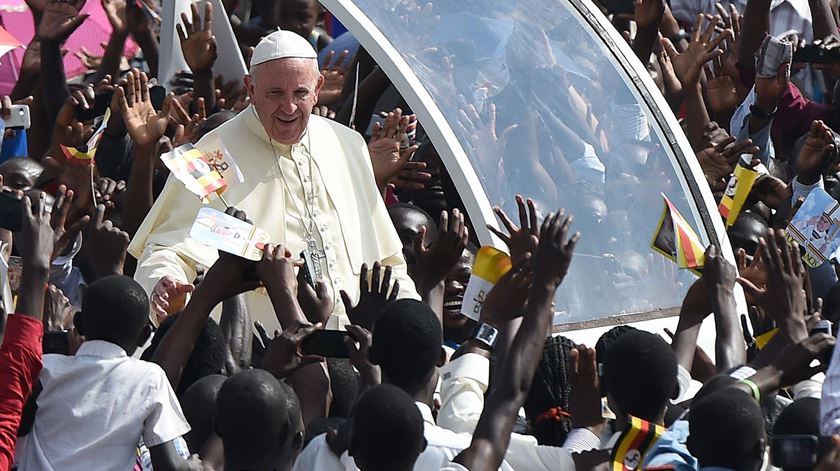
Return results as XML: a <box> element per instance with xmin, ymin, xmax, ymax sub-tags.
<box><xmin>245</xmin><ymin>58</ymin><xmax>324</xmax><ymax>145</ymax></box>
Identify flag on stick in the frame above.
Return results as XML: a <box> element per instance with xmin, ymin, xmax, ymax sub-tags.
<box><xmin>160</xmin><ymin>143</ymin><xmax>226</xmax><ymax>201</ymax></box>
<box><xmin>651</xmin><ymin>194</ymin><xmax>705</xmax><ymax>273</ymax></box>
<box><xmin>719</xmin><ymin>159</ymin><xmax>759</xmax><ymax>227</ymax></box>
<box><xmin>610</xmin><ymin>416</ymin><xmax>665</xmax><ymax>471</ymax></box>
<box><xmin>460</xmin><ymin>246</ymin><xmax>512</xmax><ymax>321</ymax></box>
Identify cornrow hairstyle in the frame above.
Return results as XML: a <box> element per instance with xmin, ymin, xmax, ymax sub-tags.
<box><xmin>524</xmin><ymin>335</ymin><xmax>577</xmax><ymax>446</ymax></box>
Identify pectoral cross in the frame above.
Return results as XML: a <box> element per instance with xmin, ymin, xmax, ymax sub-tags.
<box><xmin>306</xmin><ymin>237</ymin><xmax>325</xmax><ymax>281</ymax></box>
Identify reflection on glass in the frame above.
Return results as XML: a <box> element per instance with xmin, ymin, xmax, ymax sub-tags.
<box><xmin>355</xmin><ymin>0</ymin><xmax>708</xmax><ymax>324</ymax></box>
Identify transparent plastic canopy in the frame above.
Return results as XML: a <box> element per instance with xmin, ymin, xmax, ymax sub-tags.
<box><xmin>322</xmin><ymin>0</ymin><xmax>731</xmax><ymax>328</ymax></box>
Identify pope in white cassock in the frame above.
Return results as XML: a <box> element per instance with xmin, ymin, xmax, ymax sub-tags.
<box><xmin>128</xmin><ymin>29</ymin><xmax>419</xmax><ymax>330</ymax></box>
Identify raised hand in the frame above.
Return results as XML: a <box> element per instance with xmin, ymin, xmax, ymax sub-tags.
<box><xmin>634</xmin><ymin>0</ymin><xmax>665</xmax><ymax>29</ymax></box>
<box><xmin>747</xmin><ymin>174</ymin><xmax>792</xmax><ymax>210</ymax></box>
<box><xmin>737</xmin><ymin>248</ymin><xmax>767</xmax><ymax>302</ymax></box>
<box><xmin>413</xmin><ymin>208</ymin><xmax>469</xmax><ymax>293</ymax></box>
<box><xmin>737</xmin><ymin>229</ymin><xmax>807</xmax><ymax>327</ymax></box>
<box><xmin>15</xmin><ymin>192</ymin><xmax>55</xmax><ymax>319</ymax></box>
<box><xmin>568</xmin><ymin>345</ymin><xmax>604</xmax><ymax>429</ymax></box>
<box><xmin>457</xmin><ymin>102</ymin><xmax>517</xmax><ymax>169</ymax></box>
<box><xmin>696</xmin><ymin>137</ymin><xmax>759</xmax><ymax>191</ymax></box>
<box><xmin>44</xmin><ymin>284</ymin><xmax>73</xmax><ymax>331</ymax></box>
<box><xmin>341</xmin><ymin>262</ymin><xmax>399</xmax><ymax>329</ymax></box>
<box><xmin>101</xmin><ymin>0</ymin><xmax>127</xmax><ymax>35</ymax></box>
<box><xmin>50</xmin><ymin>185</ymin><xmax>91</xmax><ymax>261</ymax></box>
<box><xmin>390</xmin><ymin>161</ymin><xmax>432</xmax><ymax>191</ymax></box>
<box><xmin>256</xmin><ymin>243</ymin><xmax>299</xmax><ymax>295</ymax></box>
<box><xmin>261</xmin><ymin>322</ymin><xmax>325</xmax><ymax>379</ymax></box>
<box><xmin>317</xmin><ymin>49</ymin><xmax>350</xmax><ymax>106</ymax></box>
<box><xmin>754</xmin><ymin>62</ymin><xmax>790</xmax><ymax>119</ymax></box>
<box><xmin>117</xmin><ymin>68</ymin><xmax>174</xmax><ymax>147</ymax></box>
<box><xmin>368</xmin><ymin>108</ymin><xmax>418</xmax><ymax>191</ymax></box>
<box><xmin>661</xmin><ymin>14</ymin><xmax>730</xmax><ymax>87</ymax></box>
<box><xmin>297</xmin><ymin>269</ymin><xmax>333</xmax><ymax>326</ymax></box>
<box><xmin>87</xmin><ymin>204</ymin><xmax>129</xmax><ymax>277</ymax></box>
<box><xmin>796</xmin><ymin>120</ymin><xmax>837</xmax><ymax>184</ymax></box>
<box><xmin>532</xmin><ymin>209</ymin><xmax>580</xmax><ymax>288</ymax></box>
<box><xmin>487</xmin><ymin>195</ymin><xmax>540</xmax><ymax>264</ymax></box>
<box><xmin>37</xmin><ymin>0</ymin><xmax>89</xmax><ymax>44</ymax></box>
<box><xmin>124</xmin><ymin>0</ymin><xmax>150</xmax><ymax>38</ymax></box>
<box><xmin>177</xmin><ymin>2</ymin><xmax>217</xmax><ymax>74</ymax></box>
<box><xmin>344</xmin><ymin>324</ymin><xmax>380</xmax><ymax>390</ymax></box>
<box><xmin>704</xmin><ymin>59</ymin><xmax>740</xmax><ymax>120</ymax></box>
<box><xmin>479</xmin><ymin>255</ymin><xmax>533</xmax><ymax>327</ymax></box>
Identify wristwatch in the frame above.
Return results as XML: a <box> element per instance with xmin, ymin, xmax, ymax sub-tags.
<box><xmin>749</xmin><ymin>104</ymin><xmax>777</xmax><ymax>119</ymax></box>
<box><xmin>470</xmin><ymin>323</ymin><xmax>500</xmax><ymax>351</ymax></box>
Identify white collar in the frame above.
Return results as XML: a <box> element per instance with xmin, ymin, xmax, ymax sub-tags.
<box><xmin>75</xmin><ymin>340</ymin><xmax>128</xmax><ymax>359</ymax></box>
<box><xmin>415</xmin><ymin>401</ymin><xmax>436</xmax><ymax>425</ymax></box>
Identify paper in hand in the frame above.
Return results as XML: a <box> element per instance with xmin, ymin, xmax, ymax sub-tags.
<box><xmin>189</xmin><ymin>207</ymin><xmax>269</xmax><ymax>261</ymax></box>
<box><xmin>755</xmin><ymin>34</ymin><xmax>792</xmax><ymax>78</ymax></box>
<box><xmin>786</xmin><ymin>187</ymin><xmax>840</xmax><ymax>268</ymax></box>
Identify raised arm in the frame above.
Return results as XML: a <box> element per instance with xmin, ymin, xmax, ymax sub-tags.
<box><xmin>454</xmin><ymin>210</ymin><xmax>579</xmax><ymax>471</ymax></box>
<box><xmin>37</xmin><ymin>0</ymin><xmax>88</xmax><ymax>125</ymax></box>
<box><xmin>704</xmin><ymin>245</ymin><xmax>747</xmax><ymax>372</ymax></box>
<box><xmin>150</xmin><ymin>208</ymin><xmax>259</xmax><ymax>388</ymax></box>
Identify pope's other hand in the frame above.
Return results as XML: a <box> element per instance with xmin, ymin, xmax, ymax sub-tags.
<box><xmin>151</xmin><ymin>275</ymin><xmax>195</xmax><ymax>323</ymax></box>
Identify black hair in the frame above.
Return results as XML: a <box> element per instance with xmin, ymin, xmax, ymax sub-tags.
<box><xmin>524</xmin><ymin>335</ymin><xmax>576</xmax><ymax>446</ymax></box>
<box><xmin>371</xmin><ymin>300</ymin><xmax>442</xmax><ymax>395</ymax></box>
<box><xmin>79</xmin><ymin>275</ymin><xmax>150</xmax><ymax>353</ymax></box>
<box><xmin>305</xmin><ymin>417</ymin><xmax>348</xmax><ymax>448</ymax></box>
<box><xmin>180</xmin><ymin>374</ymin><xmax>226</xmax><ymax>452</ymax></box>
<box><xmin>350</xmin><ymin>384</ymin><xmax>426</xmax><ymax>471</ymax></box>
<box><xmin>141</xmin><ymin>312</ymin><xmax>226</xmax><ymax>395</ymax></box>
<box><xmin>595</xmin><ymin>325</ymin><xmax>638</xmax><ymax>366</ymax></box>
<box><xmin>602</xmin><ymin>330</ymin><xmax>677</xmax><ymax>422</ymax></box>
<box><xmin>773</xmin><ymin>398</ymin><xmax>823</xmax><ymax>471</ymax></box>
<box><xmin>216</xmin><ymin>370</ymin><xmax>293</xmax><ymax>461</ymax></box>
<box><xmin>693</xmin><ymin>374</ymin><xmax>738</xmax><ymax>404</ymax></box>
<box><xmin>773</xmin><ymin>397</ymin><xmax>820</xmax><ymax>437</ymax></box>
<box><xmin>328</xmin><ymin>359</ymin><xmax>360</xmax><ymax>418</ymax></box>
<box><xmin>688</xmin><ymin>388</ymin><xmax>766</xmax><ymax>471</ymax></box>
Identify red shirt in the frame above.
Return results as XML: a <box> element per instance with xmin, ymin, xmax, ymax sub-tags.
<box><xmin>0</xmin><ymin>315</ymin><xmax>43</xmax><ymax>471</ymax></box>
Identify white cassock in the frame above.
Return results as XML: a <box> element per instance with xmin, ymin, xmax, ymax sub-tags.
<box><xmin>128</xmin><ymin>105</ymin><xmax>419</xmax><ymax>331</ymax></box>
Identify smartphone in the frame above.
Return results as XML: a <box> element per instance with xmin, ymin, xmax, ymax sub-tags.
<box><xmin>300</xmin><ymin>251</ymin><xmax>317</xmax><ymax>288</ymax></box>
<box><xmin>150</xmin><ymin>85</ymin><xmax>167</xmax><ymax>111</ymax></box>
<box><xmin>75</xmin><ymin>92</ymin><xmax>113</xmax><ymax>121</ymax></box>
<box><xmin>300</xmin><ymin>330</ymin><xmax>352</xmax><ymax>358</ymax></box>
<box><xmin>811</xmin><ymin>319</ymin><xmax>833</xmax><ymax>336</ymax></box>
<box><xmin>772</xmin><ymin>435</ymin><xmax>835</xmax><ymax>468</ymax></box>
<box><xmin>4</xmin><ymin>105</ymin><xmax>31</xmax><ymax>129</ymax></box>
<box><xmin>43</xmin><ymin>331</ymin><xmax>70</xmax><ymax>355</ymax></box>
<box><xmin>0</xmin><ymin>192</ymin><xmax>23</xmax><ymax>232</ymax></box>
<box><xmin>793</xmin><ymin>44</ymin><xmax>832</xmax><ymax>64</ymax></box>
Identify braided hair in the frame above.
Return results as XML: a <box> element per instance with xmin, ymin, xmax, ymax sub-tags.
<box><xmin>524</xmin><ymin>335</ymin><xmax>577</xmax><ymax>446</ymax></box>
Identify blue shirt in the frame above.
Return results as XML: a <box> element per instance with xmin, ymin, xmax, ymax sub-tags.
<box><xmin>643</xmin><ymin>420</ymin><xmax>698</xmax><ymax>471</ymax></box>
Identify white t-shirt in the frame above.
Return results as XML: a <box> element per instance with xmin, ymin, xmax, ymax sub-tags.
<box><xmin>15</xmin><ymin>340</ymin><xmax>191</xmax><ymax>471</ymax></box>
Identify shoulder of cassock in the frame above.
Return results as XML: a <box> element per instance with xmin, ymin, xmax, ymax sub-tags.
<box><xmin>128</xmin><ymin>107</ymin><xmax>398</xmax><ymax>271</ymax></box>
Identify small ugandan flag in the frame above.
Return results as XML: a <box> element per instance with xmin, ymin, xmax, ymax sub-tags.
<box><xmin>460</xmin><ymin>246</ymin><xmax>512</xmax><ymax>321</ymax></box>
<box><xmin>59</xmin><ymin>109</ymin><xmax>112</xmax><ymax>165</ymax></box>
<box><xmin>719</xmin><ymin>160</ymin><xmax>759</xmax><ymax>227</ymax></box>
<box><xmin>160</xmin><ymin>143</ymin><xmax>227</xmax><ymax>202</ymax></box>
<box><xmin>651</xmin><ymin>194</ymin><xmax>705</xmax><ymax>274</ymax></box>
<box><xmin>611</xmin><ymin>416</ymin><xmax>666</xmax><ymax>471</ymax></box>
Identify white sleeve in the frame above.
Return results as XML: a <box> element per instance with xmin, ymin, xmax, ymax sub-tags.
<box><xmin>821</xmin><ymin>340</ymin><xmax>840</xmax><ymax>434</ymax></box>
<box><xmin>506</xmin><ymin>433</ymin><xmax>576</xmax><ymax>471</ymax></box>
<box><xmin>563</xmin><ymin>428</ymin><xmax>602</xmax><ymax>452</ymax></box>
<box><xmin>142</xmin><ymin>366</ymin><xmax>191</xmax><ymax>447</ymax></box>
<box><xmin>438</xmin><ymin>353</ymin><xmax>490</xmax><ymax>434</ymax></box>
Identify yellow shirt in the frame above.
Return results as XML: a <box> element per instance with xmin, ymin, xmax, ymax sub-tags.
<box><xmin>128</xmin><ymin>105</ymin><xmax>418</xmax><ymax>330</ymax></box>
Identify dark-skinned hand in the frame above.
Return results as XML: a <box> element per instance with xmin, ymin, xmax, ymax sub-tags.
<box><xmin>661</xmin><ymin>14</ymin><xmax>730</xmax><ymax>87</ymax></box>
<box><xmin>87</xmin><ymin>204</ymin><xmax>129</xmax><ymax>277</ymax></box>
<box><xmin>532</xmin><ymin>209</ymin><xmax>580</xmax><ymax>288</ymax></box>
<box><xmin>37</xmin><ymin>0</ymin><xmax>89</xmax><ymax>44</ymax></box>
<box><xmin>796</xmin><ymin>120</ymin><xmax>838</xmax><ymax>185</ymax></box>
<box><xmin>44</xmin><ymin>284</ymin><xmax>73</xmax><ymax>331</ymax></box>
<box><xmin>297</xmin><ymin>268</ymin><xmax>332</xmax><ymax>326</ymax></box>
<box><xmin>568</xmin><ymin>345</ymin><xmax>603</xmax><ymax>429</ymax></box>
<box><xmin>177</xmin><ymin>2</ymin><xmax>217</xmax><ymax>74</ymax></box>
<box><xmin>488</xmin><ymin>195</ymin><xmax>540</xmax><ymax>265</ymax></box>
<box><xmin>414</xmin><ymin>208</ymin><xmax>469</xmax><ymax>293</ymax></box>
<box><xmin>261</xmin><ymin>322</ymin><xmax>325</xmax><ymax>379</ymax></box>
<box><xmin>50</xmin><ymin>185</ymin><xmax>90</xmax><ymax>261</ymax></box>
<box><xmin>341</xmin><ymin>262</ymin><xmax>399</xmax><ymax>330</ymax></box>
<box><xmin>344</xmin><ymin>324</ymin><xmax>380</xmax><ymax>388</ymax></box>
<box><xmin>479</xmin><ymin>255</ymin><xmax>533</xmax><ymax>328</ymax></box>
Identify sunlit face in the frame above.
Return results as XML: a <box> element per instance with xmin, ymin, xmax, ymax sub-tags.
<box><xmin>245</xmin><ymin>58</ymin><xmax>324</xmax><ymax>144</ymax></box>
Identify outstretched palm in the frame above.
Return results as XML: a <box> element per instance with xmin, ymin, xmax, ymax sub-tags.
<box><xmin>118</xmin><ymin>69</ymin><xmax>171</xmax><ymax>147</ymax></box>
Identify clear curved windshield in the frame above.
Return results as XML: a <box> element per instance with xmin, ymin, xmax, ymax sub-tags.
<box><xmin>337</xmin><ymin>0</ymin><xmax>711</xmax><ymax>326</ymax></box>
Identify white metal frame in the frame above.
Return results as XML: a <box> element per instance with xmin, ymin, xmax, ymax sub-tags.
<box><xmin>320</xmin><ymin>0</ymin><xmax>746</xmax><ymax>343</ymax></box>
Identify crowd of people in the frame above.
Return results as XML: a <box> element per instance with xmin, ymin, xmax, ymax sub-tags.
<box><xmin>2</xmin><ymin>0</ymin><xmax>840</xmax><ymax>470</ymax></box>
